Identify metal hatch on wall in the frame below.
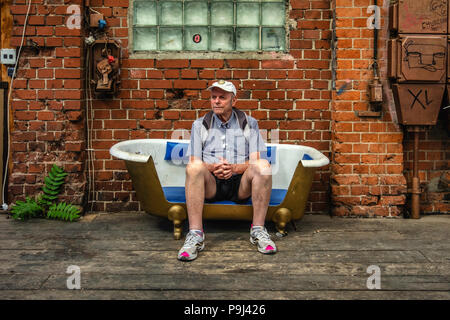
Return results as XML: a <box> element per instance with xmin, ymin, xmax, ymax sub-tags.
<box><xmin>388</xmin><ymin>0</ymin><xmax>449</xmax><ymax>218</ymax></box>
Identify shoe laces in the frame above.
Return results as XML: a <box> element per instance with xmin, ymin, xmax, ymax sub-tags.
<box><xmin>184</xmin><ymin>231</ymin><xmax>203</xmax><ymax>247</ymax></box>
<box><xmin>252</xmin><ymin>227</ymin><xmax>271</xmax><ymax>241</ymax></box>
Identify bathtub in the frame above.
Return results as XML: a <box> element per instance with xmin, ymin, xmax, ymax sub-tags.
<box><xmin>110</xmin><ymin>139</ymin><xmax>329</xmax><ymax>239</ymax></box>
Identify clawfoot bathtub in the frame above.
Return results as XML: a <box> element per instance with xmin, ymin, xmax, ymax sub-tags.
<box><xmin>110</xmin><ymin>139</ymin><xmax>329</xmax><ymax>239</ymax></box>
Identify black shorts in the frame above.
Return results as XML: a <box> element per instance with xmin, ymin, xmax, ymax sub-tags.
<box><xmin>205</xmin><ymin>174</ymin><xmax>250</xmax><ymax>204</ymax></box>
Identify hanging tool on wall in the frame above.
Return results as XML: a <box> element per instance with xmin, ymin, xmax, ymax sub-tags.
<box><xmin>95</xmin><ymin>47</ymin><xmax>118</xmax><ymax>91</ymax></box>
<box><xmin>92</xmin><ymin>40</ymin><xmax>120</xmax><ymax>94</ymax></box>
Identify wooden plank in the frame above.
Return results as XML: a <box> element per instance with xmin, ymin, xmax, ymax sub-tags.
<box><xmin>37</xmin><ymin>273</ymin><xmax>450</xmax><ymax>291</ymax></box>
<box><xmin>2</xmin><ymin>213</ymin><xmax>449</xmax><ymax>239</ymax></box>
<box><xmin>0</xmin><ymin>290</ymin><xmax>449</xmax><ymax>300</ymax></box>
<box><xmin>0</xmin><ymin>248</ymin><xmax>430</xmax><ymax>264</ymax></box>
<box><xmin>420</xmin><ymin>250</ymin><xmax>450</xmax><ymax>263</ymax></box>
<box><xmin>1</xmin><ymin>233</ymin><xmax>450</xmax><ymax>252</ymax></box>
<box><xmin>1</xmin><ymin>212</ymin><xmax>448</xmax><ymax>232</ymax></box>
<box><xmin>0</xmin><ymin>274</ymin><xmax>49</xmax><ymax>290</ymax></box>
<box><xmin>2</xmin><ymin>213</ymin><xmax>450</xmax><ymax>251</ymax></box>
<box><xmin>1</xmin><ymin>259</ymin><xmax>449</xmax><ymax>276</ymax></box>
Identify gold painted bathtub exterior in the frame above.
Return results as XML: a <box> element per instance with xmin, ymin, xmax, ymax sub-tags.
<box><xmin>125</xmin><ymin>157</ymin><xmax>316</xmax><ymax>240</ymax></box>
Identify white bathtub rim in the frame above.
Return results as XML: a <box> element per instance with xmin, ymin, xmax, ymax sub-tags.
<box><xmin>109</xmin><ymin>138</ymin><xmax>330</xmax><ymax>168</ymax></box>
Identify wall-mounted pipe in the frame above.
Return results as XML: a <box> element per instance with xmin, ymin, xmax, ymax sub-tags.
<box><xmin>410</xmin><ymin>126</ymin><xmax>421</xmax><ymax>219</ymax></box>
<box><xmin>331</xmin><ymin>4</ymin><xmax>337</xmax><ymax>91</ymax></box>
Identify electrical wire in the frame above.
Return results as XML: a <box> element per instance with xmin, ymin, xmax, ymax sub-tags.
<box><xmin>85</xmin><ymin>37</ymin><xmax>122</xmax><ymax>213</ymax></box>
<box><xmin>89</xmin><ymin>7</ymin><xmax>102</xmax><ymax>15</ymax></box>
<box><xmin>2</xmin><ymin>0</ymin><xmax>32</xmax><ymax>210</ymax></box>
<box><xmin>85</xmin><ymin>42</ymin><xmax>96</xmax><ymax>213</ymax></box>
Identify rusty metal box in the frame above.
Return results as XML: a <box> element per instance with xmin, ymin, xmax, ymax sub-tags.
<box><xmin>389</xmin><ymin>3</ymin><xmax>398</xmax><ymax>31</ymax></box>
<box><xmin>395</xmin><ymin>0</ymin><xmax>448</xmax><ymax>34</ymax></box>
<box><xmin>392</xmin><ymin>83</ymin><xmax>445</xmax><ymax>125</ymax></box>
<box><xmin>389</xmin><ymin>35</ymin><xmax>447</xmax><ymax>83</ymax></box>
<box><xmin>388</xmin><ymin>39</ymin><xmax>400</xmax><ymax>79</ymax></box>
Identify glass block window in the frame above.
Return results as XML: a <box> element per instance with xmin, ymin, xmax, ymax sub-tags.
<box><xmin>132</xmin><ymin>0</ymin><xmax>286</xmax><ymax>52</ymax></box>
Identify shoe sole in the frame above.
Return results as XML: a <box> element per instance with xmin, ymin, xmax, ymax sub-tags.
<box><xmin>177</xmin><ymin>242</ymin><xmax>205</xmax><ymax>261</ymax></box>
<box><xmin>250</xmin><ymin>237</ymin><xmax>277</xmax><ymax>254</ymax></box>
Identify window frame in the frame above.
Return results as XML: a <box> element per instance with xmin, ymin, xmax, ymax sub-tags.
<box><xmin>128</xmin><ymin>0</ymin><xmax>291</xmax><ymax>58</ymax></box>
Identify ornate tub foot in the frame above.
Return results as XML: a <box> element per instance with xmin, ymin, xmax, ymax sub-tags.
<box><xmin>272</xmin><ymin>207</ymin><xmax>292</xmax><ymax>237</ymax></box>
<box><xmin>168</xmin><ymin>205</ymin><xmax>187</xmax><ymax>240</ymax></box>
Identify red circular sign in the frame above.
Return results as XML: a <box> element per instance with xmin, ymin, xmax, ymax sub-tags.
<box><xmin>193</xmin><ymin>34</ymin><xmax>202</xmax><ymax>43</ymax></box>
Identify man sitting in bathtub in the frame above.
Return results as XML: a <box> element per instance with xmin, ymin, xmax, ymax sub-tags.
<box><xmin>178</xmin><ymin>80</ymin><xmax>276</xmax><ymax>261</ymax></box>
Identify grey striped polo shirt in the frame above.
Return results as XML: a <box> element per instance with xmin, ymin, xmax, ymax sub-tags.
<box><xmin>187</xmin><ymin>110</ymin><xmax>266</xmax><ymax>164</ymax></box>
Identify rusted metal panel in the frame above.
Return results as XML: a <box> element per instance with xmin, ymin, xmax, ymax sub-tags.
<box><xmin>389</xmin><ymin>3</ymin><xmax>398</xmax><ymax>31</ymax></box>
<box><xmin>398</xmin><ymin>0</ymin><xmax>448</xmax><ymax>34</ymax></box>
<box><xmin>397</xmin><ymin>35</ymin><xmax>447</xmax><ymax>83</ymax></box>
<box><xmin>392</xmin><ymin>84</ymin><xmax>445</xmax><ymax>125</ymax></box>
<box><xmin>388</xmin><ymin>39</ymin><xmax>400</xmax><ymax>79</ymax></box>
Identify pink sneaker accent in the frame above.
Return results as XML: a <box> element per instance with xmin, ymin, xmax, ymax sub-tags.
<box><xmin>181</xmin><ymin>252</ymin><xmax>190</xmax><ymax>257</ymax></box>
<box><xmin>265</xmin><ymin>245</ymin><xmax>275</xmax><ymax>251</ymax></box>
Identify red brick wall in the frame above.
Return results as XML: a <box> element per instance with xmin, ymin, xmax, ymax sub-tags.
<box><xmin>331</xmin><ymin>0</ymin><xmax>407</xmax><ymax>217</ymax></box>
<box><xmin>8</xmin><ymin>0</ymin><xmax>86</xmax><ymax>205</ymax></box>
<box><xmin>332</xmin><ymin>0</ymin><xmax>448</xmax><ymax>216</ymax></box>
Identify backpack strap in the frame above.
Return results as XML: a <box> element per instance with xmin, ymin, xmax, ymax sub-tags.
<box><xmin>233</xmin><ymin>107</ymin><xmax>250</xmax><ymax>141</ymax></box>
<box><xmin>201</xmin><ymin>111</ymin><xmax>214</xmax><ymax>146</ymax></box>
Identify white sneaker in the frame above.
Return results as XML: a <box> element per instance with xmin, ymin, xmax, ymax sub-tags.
<box><xmin>250</xmin><ymin>226</ymin><xmax>277</xmax><ymax>254</ymax></box>
<box><xmin>177</xmin><ymin>230</ymin><xmax>205</xmax><ymax>261</ymax></box>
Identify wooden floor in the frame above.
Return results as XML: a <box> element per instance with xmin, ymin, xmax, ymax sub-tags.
<box><xmin>0</xmin><ymin>212</ymin><xmax>449</xmax><ymax>300</ymax></box>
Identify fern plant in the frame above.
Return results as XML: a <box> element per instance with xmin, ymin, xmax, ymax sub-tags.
<box><xmin>11</xmin><ymin>197</ymin><xmax>44</xmax><ymax>220</ymax></box>
<box><xmin>47</xmin><ymin>202</ymin><xmax>80</xmax><ymax>222</ymax></box>
<box><xmin>41</xmin><ymin>165</ymin><xmax>68</xmax><ymax>207</ymax></box>
<box><xmin>10</xmin><ymin>164</ymin><xmax>80</xmax><ymax>222</ymax></box>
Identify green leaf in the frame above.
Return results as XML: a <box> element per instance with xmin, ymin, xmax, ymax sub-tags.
<box><xmin>48</xmin><ymin>171</ymin><xmax>66</xmax><ymax>182</ymax></box>
<box><xmin>11</xmin><ymin>197</ymin><xmax>44</xmax><ymax>221</ymax></box>
<box><xmin>42</xmin><ymin>186</ymin><xmax>60</xmax><ymax>196</ymax></box>
<box><xmin>44</xmin><ymin>177</ymin><xmax>63</xmax><ymax>189</ymax></box>
<box><xmin>46</xmin><ymin>202</ymin><xmax>80</xmax><ymax>222</ymax></box>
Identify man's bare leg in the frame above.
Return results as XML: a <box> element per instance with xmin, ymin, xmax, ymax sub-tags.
<box><xmin>238</xmin><ymin>159</ymin><xmax>276</xmax><ymax>254</ymax></box>
<box><xmin>185</xmin><ymin>161</ymin><xmax>217</xmax><ymax>230</ymax></box>
<box><xmin>237</xmin><ymin>159</ymin><xmax>272</xmax><ymax>226</ymax></box>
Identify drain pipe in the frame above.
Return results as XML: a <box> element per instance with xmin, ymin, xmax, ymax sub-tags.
<box><xmin>410</xmin><ymin>126</ymin><xmax>421</xmax><ymax>219</ymax></box>
<box><xmin>373</xmin><ymin>0</ymin><xmax>378</xmax><ymax>78</ymax></box>
<box><xmin>368</xmin><ymin>0</ymin><xmax>383</xmax><ymax>108</ymax></box>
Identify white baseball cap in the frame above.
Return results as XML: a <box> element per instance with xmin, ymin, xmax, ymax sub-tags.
<box><xmin>207</xmin><ymin>80</ymin><xmax>236</xmax><ymax>96</ymax></box>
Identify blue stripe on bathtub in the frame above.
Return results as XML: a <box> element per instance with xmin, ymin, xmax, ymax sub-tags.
<box><xmin>260</xmin><ymin>146</ymin><xmax>275</xmax><ymax>164</ymax></box>
<box><xmin>164</xmin><ymin>141</ymin><xmax>276</xmax><ymax>164</ymax></box>
<box><xmin>164</xmin><ymin>142</ymin><xmax>189</xmax><ymax>162</ymax></box>
<box><xmin>162</xmin><ymin>187</ymin><xmax>287</xmax><ymax>206</ymax></box>
<box><xmin>302</xmin><ymin>154</ymin><xmax>313</xmax><ymax>160</ymax></box>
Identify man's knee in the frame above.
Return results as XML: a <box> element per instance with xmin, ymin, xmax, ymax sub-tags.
<box><xmin>250</xmin><ymin>159</ymin><xmax>271</xmax><ymax>177</ymax></box>
<box><xmin>186</xmin><ymin>161</ymin><xmax>205</xmax><ymax>178</ymax></box>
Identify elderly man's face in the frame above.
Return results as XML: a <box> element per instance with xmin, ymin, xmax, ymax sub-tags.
<box><xmin>210</xmin><ymin>87</ymin><xmax>236</xmax><ymax>121</ymax></box>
